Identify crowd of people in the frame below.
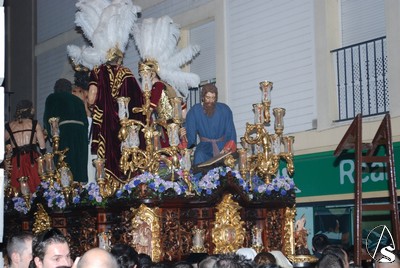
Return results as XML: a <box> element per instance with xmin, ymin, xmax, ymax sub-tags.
<box><xmin>5</xmin><ymin>227</ymin><xmax>400</xmax><ymax>268</ymax></box>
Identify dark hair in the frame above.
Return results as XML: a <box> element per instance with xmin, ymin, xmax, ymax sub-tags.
<box><xmin>214</xmin><ymin>254</ymin><xmax>243</xmax><ymax>268</ymax></box>
<box><xmin>138</xmin><ymin>253</ymin><xmax>153</xmax><ymax>268</ymax></box>
<box><xmin>54</xmin><ymin>78</ymin><xmax>72</xmax><ymax>93</ymax></box>
<box><xmin>74</xmin><ymin>70</ymin><xmax>90</xmax><ymax>91</ymax></box>
<box><xmin>110</xmin><ymin>243</ymin><xmax>139</xmax><ymax>268</ymax></box>
<box><xmin>318</xmin><ymin>245</ymin><xmax>347</xmax><ymax>268</ymax></box>
<box><xmin>7</xmin><ymin>232</ymin><xmax>33</xmax><ymax>265</ymax></box>
<box><xmin>201</xmin><ymin>83</ymin><xmax>218</xmax><ymax>101</ymax></box>
<box><xmin>317</xmin><ymin>253</ymin><xmax>344</xmax><ymax>268</ymax></box>
<box><xmin>15</xmin><ymin>99</ymin><xmax>34</xmax><ymax>120</ymax></box>
<box><xmin>254</xmin><ymin>252</ymin><xmax>276</xmax><ymax>265</ymax></box>
<box><xmin>312</xmin><ymin>234</ymin><xmax>329</xmax><ymax>253</ymax></box>
<box><xmin>199</xmin><ymin>256</ymin><xmax>218</xmax><ymax>268</ymax></box>
<box><xmin>171</xmin><ymin>261</ymin><xmax>193</xmax><ymax>268</ymax></box>
<box><xmin>30</xmin><ymin>228</ymin><xmax>69</xmax><ymax>268</ymax></box>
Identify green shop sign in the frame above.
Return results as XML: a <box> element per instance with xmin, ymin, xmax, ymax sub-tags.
<box><xmin>291</xmin><ymin>142</ymin><xmax>400</xmax><ymax>198</ymax></box>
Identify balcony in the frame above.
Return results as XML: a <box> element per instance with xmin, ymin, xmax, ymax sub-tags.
<box><xmin>331</xmin><ymin>36</ymin><xmax>388</xmax><ymax>121</ymax></box>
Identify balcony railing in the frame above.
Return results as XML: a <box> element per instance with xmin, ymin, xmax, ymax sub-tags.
<box><xmin>331</xmin><ymin>36</ymin><xmax>388</xmax><ymax>121</ymax></box>
<box><xmin>187</xmin><ymin>79</ymin><xmax>216</xmax><ymax>109</ymax></box>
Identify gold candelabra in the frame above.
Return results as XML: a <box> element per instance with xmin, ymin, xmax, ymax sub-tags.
<box><xmin>117</xmin><ymin>68</ymin><xmax>192</xmax><ymax>193</ymax></box>
<box><xmin>238</xmin><ymin>81</ymin><xmax>295</xmax><ymax>185</ymax></box>
<box><xmin>37</xmin><ymin>118</ymin><xmax>75</xmax><ymax>203</ymax></box>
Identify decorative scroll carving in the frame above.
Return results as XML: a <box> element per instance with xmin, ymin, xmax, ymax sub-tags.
<box><xmin>212</xmin><ymin>194</ymin><xmax>245</xmax><ymax>254</ymax></box>
<box><xmin>130</xmin><ymin>204</ymin><xmax>161</xmax><ymax>262</ymax></box>
<box><xmin>264</xmin><ymin>208</ymin><xmax>285</xmax><ymax>251</ymax></box>
<box><xmin>113</xmin><ymin>209</ymin><xmax>135</xmax><ymax>245</ymax></box>
<box><xmin>161</xmin><ymin>209</ymin><xmax>180</xmax><ymax>261</ymax></box>
<box><xmin>69</xmin><ymin>211</ymin><xmax>97</xmax><ymax>256</ymax></box>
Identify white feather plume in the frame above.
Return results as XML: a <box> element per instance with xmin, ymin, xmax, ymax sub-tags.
<box><xmin>132</xmin><ymin>15</ymin><xmax>200</xmax><ymax>98</ymax></box>
<box><xmin>68</xmin><ymin>0</ymin><xmax>141</xmax><ymax>69</ymax></box>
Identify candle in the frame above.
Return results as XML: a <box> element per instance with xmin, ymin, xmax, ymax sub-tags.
<box><xmin>273</xmin><ymin>108</ymin><xmax>286</xmax><ymax>134</ymax></box>
<box><xmin>59</xmin><ymin>167</ymin><xmax>72</xmax><ymax>187</ymax></box>
<box><xmin>48</xmin><ymin>117</ymin><xmax>60</xmax><ymax>137</ymax></box>
<box><xmin>117</xmin><ymin>97</ymin><xmax>130</xmax><ymax>120</ymax></box>
<box><xmin>238</xmin><ymin>148</ymin><xmax>248</xmax><ymax>170</ymax></box>
<box><xmin>93</xmin><ymin>158</ymin><xmax>106</xmax><ymax>181</ymax></box>
<box><xmin>127</xmin><ymin>125</ymin><xmax>140</xmax><ymax>148</ymax></box>
<box><xmin>270</xmin><ymin>134</ymin><xmax>281</xmax><ymax>155</ymax></box>
<box><xmin>171</xmin><ymin>97</ymin><xmax>183</xmax><ymax>122</ymax></box>
<box><xmin>167</xmin><ymin>123</ymin><xmax>180</xmax><ymax>146</ymax></box>
<box><xmin>282</xmin><ymin>136</ymin><xmax>295</xmax><ymax>154</ymax></box>
<box><xmin>253</xmin><ymin>103</ymin><xmax>264</xmax><ymax>124</ymax></box>
<box><xmin>260</xmin><ymin>81</ymin><xmax>273</xmax><ymax>102</ymax></box>
<box><xmin>18</xmin><ymin>176</ymin><xmax>30</xmax><ymax>196</ymax></box>
<box><xmin>37</xmin><ymin>156</ymin><xmax>46</xmax><ymax>176</ymax></box>
<box><xmin>44</xmin><ymin>153</ymin><xmax>55</xmax><ymax>174</ymax></box>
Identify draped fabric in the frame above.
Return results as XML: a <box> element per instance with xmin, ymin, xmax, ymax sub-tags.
<box><xmin>185</xmin><ymin>103</ymin><xmax>237</xmax><ymax>165</ymax></box>
<box><xmin>43</xmin><ymin>92</ymin><xmax>89</xmax><ymax>182</ymax></box>
<box><xmin>11</xmin><ymin>152</ymin><xmax>42</xmax><ymax>193</ymax></box>
<box><xmin>89</xmin><ymin>64</ymin><xmax>144</xmax><ymax>180</ymax></box>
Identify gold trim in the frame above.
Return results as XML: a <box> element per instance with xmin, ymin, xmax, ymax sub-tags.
<box><xmin>130</xmin><ymin>204</ymin><xmax>162</xmax><ymax>262</ymax></box>
<box><xmin>212</xmin><ymin>194</ymin><xmax>245</xmax><ymax>254</ymax></box>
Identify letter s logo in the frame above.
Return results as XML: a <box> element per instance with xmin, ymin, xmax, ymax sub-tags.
<box><xmin>379</xmin><ymin>245</ymin><xmax>396</xmax><ymax>263</ymax></box>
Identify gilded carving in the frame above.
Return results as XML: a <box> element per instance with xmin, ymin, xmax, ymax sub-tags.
<box><xmin>32</xmin><ymin>204</ymin><xmax>51</xmax><ymax>234</ymax></box>
<box><xmin>212</xmin><ymin>194</ymin><xmax>245</xmax><ymax>254</ymax></box>
<box><xmin>130</xmin><ymin>204</ymin><xmax>162</xmax><ymax>262</ymax></box>
<box><xmin>283</xmin><ymin>207</ymin><xmax>296</xmax><ymax>257</ymax></box>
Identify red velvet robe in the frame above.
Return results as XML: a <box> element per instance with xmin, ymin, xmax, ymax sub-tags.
<box><xmin>89</xmin><ymin>64</ymin><xmax>144</xmax><ymax>180</ymax></box>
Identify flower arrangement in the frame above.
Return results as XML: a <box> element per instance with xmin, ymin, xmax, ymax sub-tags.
<box><xmin>33</xmin><ymin>181</ymin><xmax>67</xmax><ymax>211</ymax></box>
<box><xmin>251</xmin><ymin>175</ymin><xmax>296</xmax><ymax>198</ymax></box>
<box><xmin>11</xmin><ymin>196</ymin><xmax>30</xmax><ymax>214</ymax></box>
<box><xmin>7</xmin><ymin>168</ymin><xmax>296</xmax><ymax>214</ymax></box>
<box><xmin>116</xmin><ymin>171</ymin><xmax>187</xmax><ymax>198</ymax></box>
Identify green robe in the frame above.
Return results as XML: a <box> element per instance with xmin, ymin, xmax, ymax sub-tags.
<box><xmin>43</xmin><ymin>92</ymin><xmax>89</xmax><ymax>182</ymax></box>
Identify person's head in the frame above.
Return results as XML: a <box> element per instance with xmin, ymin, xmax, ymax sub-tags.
<box><xmin>253</xmin><ymin>252</ymin><xmax>276</xmax><ymax>266</ymax></box>
<box><xmin>54</xmin><ymin>78</ymin><xmax>72</xmax><ymax>93</ymax></box>
<box><xmin>110</xmin><ymin>243</ymin><xmax>139</xmax><ymax>268</ymax></box>
<box><xmin>77</xmin><ymin>248</ymin><xmax>118</xmax><ymax>268</ymax></box>
<box><xmin>201</xmin><ymin>83</ymin><xmax>218</xmax><ymax>117</ymax></box>
<box><xmin>312</xmin><ymin>234</ymin><xmax>329</xmax><ymax>254</ymax></box>
<box><xmin>198</xmin><ymin>256</ymin><xmax>218</xmax><ymax>268</ymax></box>
<box><xmin>15</xmin><ymin>100</ymin><xmax>34</xmax><ymax>121</ymax></box>
<box><xmin>31</xmin><ymin>228</ymin><xmax>72</xmax><ymax>268</ymax></box>
<box><xmin>74</xmin><ymin>70</ymin><xmax>90</xmax><ymax>91</ymax></box>
<box><xmin>171</xmin><ymin>261</ymin><xmax>193</xmax><ymax>268</ymax></box>
<box><xmin>137</xmin><ymin>253</ymin><xmax>152</xmax><ymax>268</ymax></box>
<box><xmin>317</xmin><ymin>253</ymin><xmax>345</xmax><ymax>268</ymax></box>
<box><xmin>7</xmin><ymin>232</ymin><xmax>33</xmax><ymax>268</ymax></box>
<box><xmin>213</xmin><ymin>253</ymin><xmax>242</xmax><ymax>268</ymax></box>
<box><xmin>106</xmin><ymin>46</ymin><xmax>124</xmax><ymax>66</ymax></box>
<box><xmin>319</xmin><ymin>245</ymin><xmax>349</xmax><ymax>268</ymax></box>
<box><xmin>186</xmin><ymin>253</ymin><xmax>209</xmax><ymax>268</ymax></box>
<box><xmin>72</xmin><ymin>70</ymin><xmax>90</xmax><ymax>102</ymax></box>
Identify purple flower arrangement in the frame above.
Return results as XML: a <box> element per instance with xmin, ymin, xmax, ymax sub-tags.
<box><xmin>9</xmin><ymin>168</ymin><xmax>296</xmax><ymax>214</ymax></box>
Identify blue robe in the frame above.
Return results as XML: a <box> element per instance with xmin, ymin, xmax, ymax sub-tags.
<box><xmin>185</xmin><ymin>102</ymin><xmax>237</xmax><ymax>165</ymax></box>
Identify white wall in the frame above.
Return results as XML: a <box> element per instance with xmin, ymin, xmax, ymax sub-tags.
<box><xmin>226</xmin><ymin>0</ymin><xmax>316</xmax><ymax>137</ymax></box>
